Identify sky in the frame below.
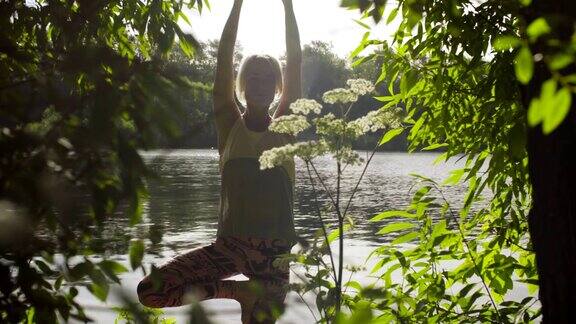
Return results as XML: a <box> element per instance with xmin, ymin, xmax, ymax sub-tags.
<box><xmin>182</xmin><ymin>0</ymin><xmax>398</xmax><ymax>59</ymax></box>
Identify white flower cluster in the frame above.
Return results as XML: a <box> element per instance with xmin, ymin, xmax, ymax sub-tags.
<box><xmin>347</xmin><ymin>78</ymin><xmax>375</xmax><ymax>96</ymax></box>
<box><xmin>260</xmin><ymin>146</ymin><xmax>292</xmax><ymax>170</ymax></box>
<box><xmin>335</xmin><ymin>147</ymin><xmax>364</xmax><ymax>166</ymax></box>
<box><xmin>347</xmin><ymin>122</ymin><xmax>366</xmax><ymax>138</ymax></box>
<box><xmin>259</xmin><ymin>140</ymin><xmax>330</xmax><ymax>170</ymax></box>
<box><xmin>314</xmin><ymin>113</ymin><xmax>366</xmax><ymax>140</ymax></box>
<box><xmin>314</xmin><ymin>113</ymin><xmax>344</xmax><ymax>136</ymax></box>
<box><xmin>269</xmin><ymin>114</ymin><xmax>311</xmax><ymax>136</ymax></box>
<box><xmin>293</xmin><ymin>140</ymin><xmax>330</xmax><ymax>160</ymax></box>
<box><xmin>289</xmin><ymin>99</ymin><xmax>323</xmax><ymax>115</ymax></box>
<box><xmin>350</xmin><ymin>107</ymin><xmax>403</xmax><ymax>133</ymax></box>
<box><xmin>322</xmin><ymin>88</ymin><xmax>358</xmax><ymax>104</ymax></box>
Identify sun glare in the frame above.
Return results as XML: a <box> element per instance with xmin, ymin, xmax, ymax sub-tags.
<box><xmin>183</xmin><ymin>0</ymin><xmax>397</xmax><ymax>59</ymax></box>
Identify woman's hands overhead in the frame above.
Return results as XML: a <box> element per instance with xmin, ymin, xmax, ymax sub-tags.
<box><xmin>213</xmin><ymin>0</ymin><xmax>244</xmax><ymax>154</ymax></box>
<box><xmin>274</xmin><ymin>0</ymin><xmax>302</xmax><ymax>119</ymax></box>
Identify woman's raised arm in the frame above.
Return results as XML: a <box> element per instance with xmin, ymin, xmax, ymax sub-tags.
<box><xmin>213</xmin><ymin>0</ymin><xmax>243</xmax><ymax>153</ymax></box>
<box><xmin>274</xmin><ymin>0</ymin><xmax>302</xmax><ymax>119</ymax></box>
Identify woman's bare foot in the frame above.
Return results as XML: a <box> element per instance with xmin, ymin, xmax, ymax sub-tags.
<box><xmin>235</xmin><ymin>280</ymin><xmax>287</xmax><ymax>324</ymax></box>
<box><xmin>235</xmin><ymin>281</ymin><xmax>259</xmax><ymax>323</ymax></box>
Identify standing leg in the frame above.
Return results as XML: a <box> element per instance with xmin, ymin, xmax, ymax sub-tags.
<box><xmin>229</xmin><ymin>237</ymin><xmax>292</xmax><ymax>324</ymax></box>
<box><xmin>137</xmin><ymin>239</ymin><xmax>242</xmax><ymax>308</ymax></box>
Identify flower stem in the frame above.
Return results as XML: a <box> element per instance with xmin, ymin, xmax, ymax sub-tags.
<box><xmin>305</xmin><ymin>160</ymin><xmax>337</xmax><ymax>282</ymax></box>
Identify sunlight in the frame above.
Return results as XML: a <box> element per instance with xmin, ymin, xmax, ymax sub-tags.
<box><xmin>183</xmin><ymin>0</ymin><xmax>397</xmax><ymax>58</ymax></box>
<box><xmin>5</xmin><ymin>0</ymin><xmax>563</xmax><ymax>322</ymax></box>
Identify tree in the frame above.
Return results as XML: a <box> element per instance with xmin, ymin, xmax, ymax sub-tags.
<box><xmin>342</xmin><ymin>0</ymin><xmax>575</xmax><ymax>321</ymax></box>
<box><xmin>351</xmin><ymin>47</ymin><xmax>409</xmax><ymax>151</ymax></box>
<box><xmin>520</xmin><ymin>1</ymin><xmax>576</xmax><ymax>321</ymax></box>
<box><xmin>0</xmin><ymin>0</ymin><xmax>206</xmax><ymax>321</ymax></box>
<box><xmin>153</xmin><ymin>40</ymin><xmax>243</xmax><ymax>149</ymax></box>
<box><xmin>301</xmin><ymin>41</ymin><xmax>350</xmax><ymax>101</ymax></box>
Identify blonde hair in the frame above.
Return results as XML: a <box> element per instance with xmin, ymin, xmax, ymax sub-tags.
<box><xmin>236</xmin><ymin>55</ymin><xmax>283</xmax><ymax>103</ymax></box>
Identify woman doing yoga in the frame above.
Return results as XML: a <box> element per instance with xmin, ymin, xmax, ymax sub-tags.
<box><xmin>137</xmin><ymin>0</ymin><xmax>302</xmax><ymax>323</ymax></box>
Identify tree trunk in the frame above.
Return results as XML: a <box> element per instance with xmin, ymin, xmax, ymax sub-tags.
<box><xmin>524</xmin><ymin>1</ymin><xmax>576</xmax><ymax>322</ymax></box>
<box><xmin>526</xmin><ymin>96</ymin><xmax>576</xmax><ymax>322</ymax></box>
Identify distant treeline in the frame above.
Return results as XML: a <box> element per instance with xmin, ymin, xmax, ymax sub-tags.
<box><xmin>154</xmin><ymin>40</ymin><xmax>408</xmax><ymax>151</ymax></box>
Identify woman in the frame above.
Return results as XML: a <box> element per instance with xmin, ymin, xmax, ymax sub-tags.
<box><xmin>137</xmin><ymin>0</ymin><xmax>302</xmax><ymax>322</ymax></box>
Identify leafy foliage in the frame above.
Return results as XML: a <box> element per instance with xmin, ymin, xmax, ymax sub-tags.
<box><xmin>0</xmin><ymin>0</ymin><xmax>206</xmax><ymax>321</ymax></box>
<box><xmin>330</xmin><ymin>0</ymin><xmax>575</xmax><ymax>321</ymax></box>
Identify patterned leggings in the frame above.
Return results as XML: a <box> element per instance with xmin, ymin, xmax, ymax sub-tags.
<box><xmin>137</xmin><ymin>236</ymin><xmax>292</xmax><ymax>317</ymax></box>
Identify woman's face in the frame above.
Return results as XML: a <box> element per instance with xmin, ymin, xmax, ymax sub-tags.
<box><xmin>244</xmin><ymin>60</ymin><xmax>278</xmax><ymax>109</ymax></box>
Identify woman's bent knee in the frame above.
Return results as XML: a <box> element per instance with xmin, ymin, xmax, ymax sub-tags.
<box><xmin>137</xmin><ymin>278</ymin><xmax>163</xmax><ymax>308</ymax></box>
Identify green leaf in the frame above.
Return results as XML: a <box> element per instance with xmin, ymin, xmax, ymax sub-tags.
<box><xmin>377</xmin><ymin>222</ymin><xmax>417</xmax><ymax>235</ymax></box>
<box><xmin>157</xmin><ymin>26</ymin><xmax>176</xmax><ymax>54</ymax></box>
<box><xmin>174</xmin><ymin>26</ymin><xmax>199</xmax><ymax>59</ymax></box>
<box><xmin>392</xmin><ymin>231</ymin><xmax>419</xmax><ymax>244</ymax></box>
<box><xmin>527</xmin><ymin>97</ymin><xmax>543</xmax><ymax>126</ymax></box>
<box><xmin>493</xmin><ymin>35</ymin><xmax>521</xmax><ymax>51</ymax></box>
<box><xmin>387</xmin><ymin>8</ymin><xmax>398</xmax><ymax>25</ymax></box>
<box><xmin>129</xmin><ymin>187</ymin><xmax>147</xmax><ymax>226</ymax></box>
<box><xmin>89</xmin><ymin>282</ymin><xmax>109</xmax><ymax>302</ymax></box>
<box><xmin>527</xmin><ymin>18</ymin><xmax>551</xmax><ymax>40</ymax></box>
<box><xmin>69</xmin><ymin>262</ymin><xmax>94</xmax><ymax>280</ymax></box>
<box><xmin>370</xmin><ymin>210</ymin><xmax>417</xmax><ymax>221</ymax></box>
<box><xmin>346</xmin><ymin>300</ymin><xmax>373</xmax><ymax>323</ymax></box>
<box><xmin>26</xmin><ymin>308</ymin><xmax>35</xmax><ymax>323</ymax></box>
<box><xmin>564</xmin><ymin>74</ymin><xmax>576</xmax><ymax>84</ymax></box>
<box><xmin>508</xmin><ymin>121</ymin><xmax>526</xmax><ymax>159</ymax></box>
<box><xmin>194</xmin><ymin>0</ymin><xmax>203</xmax><ymax>13</ymax></box>
<box><xmin>430</xmin><ymin>220</ymin><xmax>448</xmax><ymax>240</ymax></box>
<box><xmin>379</xmin><ymin>128</ymin><xmax>404</xmax><ymax>146</ymax></box>
<box><xmin>99</xmin><ymin>260</ymin><xmax>129</xmax><ymax>275</ymax></box>
<box><xmin>422</xmin><ymin>143</ymin><xmax>448</xmax><ymax>151</ymax></box>
<box><xmin>531</xmin><ymin>79</ymin><xmax>557</xmax><ymax>128</ymax></box>
<box><xmin>129</xmin><ymin>239</ymin><xmax>145</xmax><ymax>270</ymax></box>
<box><xmin>545</xmin><ymin>78</ymin><xmax>561</xmax><ymax>98</ymax></box>
<box><xmin>344</xmin><ymin>280</ymin><xmax>363</xmax><ymax>291</ymax></box>
<box><xmin>350</xmin><ymin>32</ymin><xmax>370</xmax><ymax>59</ymax></box>
<box><xmin>409</xmin><ymin>173</ymin><xmax>436</xmax><ymax>184</ymax></box>
<box><xmin>35</xmin><ymin>260</ymin><xmax>55</xmax><ymax>275</ymax></box>
<box><xmin>458</xmin><ymin>283</ymin><xmax>477</xmax><ymax>298</ymax></box>
<box><xmin>549</xmin><ymin>54</ymin><xmax>574</xmax><ymax>70</ymax></box>
<box><xmin>54</xmin><ymin>276</ymin><xmax>64</xmax><ymax>290</ymax></box>
<box><xmin>370</xmin><ymin>259</ymin><xmax>385</xmax><ymax>274</ymax></box>
<box><xmin>519</xmin><ymin>278</ymin><xmax>539</xmax><ymax>294</ymax></box>
<box><xmin>327</xmin><ymin>224</ymin><xmax>351</xmax><ymax>243</ymax></box>
<box><xmin>443</xmin><ymin>168</ymin><xmax>465</xmax><ymax>185</ymax></box>
<box><xmin>353</xmin><ymin>19</ymin><xmax>370</xmax><ymax>30</ymax></box>
<box><xmin>374</xmin><ymin>95</ymin><xmax>397</xmax><ymax>103</ymax></box>
<box><xmin>351</xmin><ymin>53</ymin><xmax>375</xmax><ymax>67</ymax></box>
<box><xmin>393</xmin><ymin>250</ymin><xmax>409</xmax><ymax>268</ymax></box>
<box><xmin>411</xmin><ymin>116</ymin><xmax>425</xmax><ymax>135</ymax></box>
<box><xmin>178</xmin><ymin>12</ymin><xmax>192</xmax><ymax>26</ymax></box>
<box><xmin>543</xmin><ymin>87</ymin><xmax>572</xmax><ymax>134</ymax></box>
<box><xmin>515</xmin><ymin>46</ymin><xmax>533</xmax><ymax>84</ymax></box>
<box><xmin>400</xmin><ymin>70</ymin><xmax>418</xmax><ymax>98</ymax></box>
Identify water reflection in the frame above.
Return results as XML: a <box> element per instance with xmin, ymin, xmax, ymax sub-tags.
<box><xmin>95</xmin><ymin>149</ymin><xmax>481</xmax><ymax>255</ymax></box>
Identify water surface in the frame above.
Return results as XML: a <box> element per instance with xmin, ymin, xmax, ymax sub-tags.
<box><xmin>94</xmin><ymin>149</ymin><xmax>475</xmax><ymax>256</ymax></box>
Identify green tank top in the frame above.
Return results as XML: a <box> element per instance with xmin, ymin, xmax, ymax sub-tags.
<box><xmin>217</xmin><ymin>116</ymin><xmax>297</xmax><ymax>245</ymax></box>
